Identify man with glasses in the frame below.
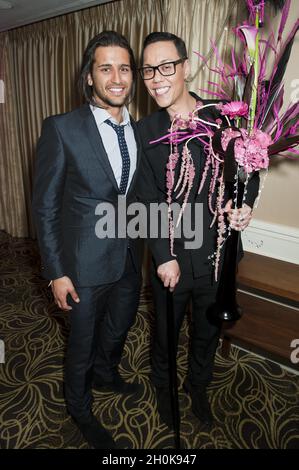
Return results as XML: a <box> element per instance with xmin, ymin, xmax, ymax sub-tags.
<box><xmin>140</xmin><ymin>58</ymin><xmax>187</xmax><ymax>81</ymax></box>
<box><xmin>137</xmin><ymin>32</ymin><xmax>259</xmax><ymax>429</ymax></box>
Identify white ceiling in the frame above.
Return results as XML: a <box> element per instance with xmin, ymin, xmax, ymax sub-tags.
<box><xmin>0</xmin><ymin>0</ymin><xmax>116</xmax><ymax>32</ymax></box>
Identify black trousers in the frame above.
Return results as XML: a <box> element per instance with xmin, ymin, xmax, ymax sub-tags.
<box><xmin>151</xmin><ymin>267</ymin><xmax>221</xmax><ymax>388</ymax></box>
<box><xmin>64</xmin><ymin>249</ymin><xmax>141</xmax><ymax>420</ymax></box>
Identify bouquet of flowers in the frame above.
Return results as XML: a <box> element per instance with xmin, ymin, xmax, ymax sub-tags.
<box><xmin>152</xmin><ymin>0</ymin><xmax>299</xmax><ymax>282</ymax></box>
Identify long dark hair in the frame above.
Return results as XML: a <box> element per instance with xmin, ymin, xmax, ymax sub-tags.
<box><xmin>78</xmin><ymin>30</ymin><xmax>137</xmax><ymax>105</ymax></box>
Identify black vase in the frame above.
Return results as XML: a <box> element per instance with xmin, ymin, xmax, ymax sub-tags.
<box><xmin>212</xmin><ymin>226</ymin><xmax>242</xmax><ymax>322</ymax></box>
<box><xmin>210</xmin><ymin>130</ymin><xmax>246</xmax><ymax>322</ymax></box>
<box><xmin>212</xmin><ymin>177</ymin><xmax>246</xmax><ymax>322</ymax></box>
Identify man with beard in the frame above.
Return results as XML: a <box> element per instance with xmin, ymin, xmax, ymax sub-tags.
<box><xmin>32</xmin><ymin>31</ymin><xmax>142</xmax><ymax>449</ymax></box>
<box><xmin>137</xmin><ymin>32</ymin><xmax>259</xmax><ymax>429</ymax></box>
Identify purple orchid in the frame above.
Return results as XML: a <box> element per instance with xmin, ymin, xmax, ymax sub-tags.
<box><xmin>235</xmin><ymin>24</ymin><xmax>259</xmax><ymax>64</ymax></box>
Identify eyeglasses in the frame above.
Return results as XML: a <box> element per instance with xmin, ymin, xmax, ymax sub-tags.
<box><xmin>139</xmin><ymin>58</ymin><xmax>187</xmax><ymax>80</ymax></box>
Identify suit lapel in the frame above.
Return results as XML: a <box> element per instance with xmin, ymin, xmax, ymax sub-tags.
<box><xmin>126</xmin><ymin>117</ymin><xmax>141</xmax><ymax>195</ymax></box>
<box><xmin>80</xmin><ymin>105</ymin><xmax>142</xmax><ymax>196</ymax></box>
<box><xmin>80</xmin><ymin>104</ymin><xmax>119</xmax><ymax>192</ymax></box>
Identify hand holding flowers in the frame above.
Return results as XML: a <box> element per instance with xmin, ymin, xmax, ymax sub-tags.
<box><xmin>151</xmin><ymin>0</ymin><xmax>299</xmax><ymax>280</ymax></box>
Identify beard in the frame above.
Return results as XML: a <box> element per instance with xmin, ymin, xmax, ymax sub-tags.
<box><xmin>92</xmin><ymin>84</ymin><xmax>131</xmax><ymax>108</ymax></box>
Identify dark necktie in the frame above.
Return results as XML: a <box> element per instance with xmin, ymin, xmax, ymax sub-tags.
<box><xmin>105</xmin><ymin>119</ymin><xmax>130</xmax><ymax>194</ymax></box>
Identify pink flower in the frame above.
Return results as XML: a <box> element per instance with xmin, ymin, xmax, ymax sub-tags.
<box><xmin>252</xmin><ymin>129</ymin><xmax>273</xmax><ymax>148</ymax></box>
<box><xmin>221</xmin><ymin>128</ymin><xmax>241</xmax><ymax>151</ymax></box>
<box><xmin>221</xmin><ymin>127</ymin><xmax>272</xmax><ymax>173</ymax></box>
<box><xmin>220</xmin><ymin>101</ymin><xmax>249</xmax><ymax>119</ymax></box>
<box><xmin>175</xmin><ymin>118</ymin><xmax>186</xmax><ymax>128</ymax></box>
<box><xmin>234</xmin><ymin>129</ymin><xmax>272</xmax><ymax>172</ymax></box>
<box><xmin>196</xmin><ymin>101</ymin><xmax>204</xmax><ymax>109</ymax></box>
<box><xmin>188</xmin><ymin>119</ymin><xmax>198</xmax><ymax>130</ymax></box>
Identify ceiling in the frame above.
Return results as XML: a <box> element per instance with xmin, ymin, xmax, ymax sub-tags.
<box><xmin>0</xmin><ymin>0</ymin><xmax>116</xmax><ymax>32</ymax></box>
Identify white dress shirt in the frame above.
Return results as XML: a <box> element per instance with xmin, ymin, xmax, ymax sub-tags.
<box><xmin>90</xmin><ymin>105</ymin><xmax>137</xmax><ymax>194</ymax></box>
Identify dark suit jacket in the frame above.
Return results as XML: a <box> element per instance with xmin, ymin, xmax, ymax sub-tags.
<box><xmin>32</xmin><ymin>103</ymin><xmax>142</xmax><ymax>287</ymax></box>
<box><xmin>137</xmin><ymin>94</ymin><xmax>260</xmax><ymax>278</ymax></box>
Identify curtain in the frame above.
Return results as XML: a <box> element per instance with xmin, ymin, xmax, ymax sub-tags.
<box><xmin>164</xmin><ymin>0</ymin><xmax>242</xmax><ymax>93</ymax></box>
<box><xmin>0</xmin><ymin>0</ymin><xmax>243</xmax><ymax>238</ymax></box>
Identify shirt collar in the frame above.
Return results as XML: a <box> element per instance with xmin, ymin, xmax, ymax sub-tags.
<box><xmin>90</xmin><ymin>104</ymin><xmax>131</xmax><ymax>127</ymax></box>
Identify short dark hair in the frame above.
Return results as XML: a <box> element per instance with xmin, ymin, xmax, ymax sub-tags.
<box><xmin>141</xmin><ymin>32</ymin><xmax>188</xmax><ymax>64</ymax></box>
<box><xmin>78</xmin><ymin>30</ymin><xmax>137</xmax><ymax>104</ymax></box>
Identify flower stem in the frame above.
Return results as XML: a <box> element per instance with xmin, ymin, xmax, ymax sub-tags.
<box><xmin>248</xmin><ymin>9</ymin><xmax>260</xmax><ymax>134</ymax></box>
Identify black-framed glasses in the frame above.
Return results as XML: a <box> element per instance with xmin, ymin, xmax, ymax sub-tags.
<box><xmin>139</xmin><ymin>58</ymin><xmax>188</xmax><ymax>80</ymax></box>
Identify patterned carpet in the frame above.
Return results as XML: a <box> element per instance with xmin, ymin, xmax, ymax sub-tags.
<box><xmin>0</xmin><ymin>230</ymin><xmax>298</xmax><ymax>449</ymax></box>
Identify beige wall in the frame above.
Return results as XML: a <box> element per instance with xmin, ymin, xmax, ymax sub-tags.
<box><xmin>253</xmin><ymin>0</ymin><xmax>299</xmax><ymax>228</ymax></box>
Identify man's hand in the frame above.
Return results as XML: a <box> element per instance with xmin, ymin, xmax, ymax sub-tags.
<box><xmin>51</xmin><ymin>276</ymin><xmax>80</xmax><ymax>311</ymax></box>
<box><xmin>224</xmin><ymin>199</ymin><xmax>252</xmax><ymax>232</ymax></box>
<box><xmin>157</xmin><ymin>260</ymin><xmax>181</xmax><ymax>292</ymax></box>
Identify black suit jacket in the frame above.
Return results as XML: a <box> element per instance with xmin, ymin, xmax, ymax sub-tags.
<box><xmin>137</xmin><ymin>94</ymin><xmax>259</xmax><ymax>278</ymax></box>
<box><xmin>32</xmin><ymin>103</ymin><xmax>142</xmax><ymax>287</ymax></box>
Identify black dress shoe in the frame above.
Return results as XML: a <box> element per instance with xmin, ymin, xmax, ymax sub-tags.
<box><xmin>155</xmin><ymin>386</ymin><xmax>178</xmax><ymax>429</ymax></box>
<box><xmin>184</xmin><ymin>379</ymin><xmax>214</xmax><ymax>426</ymax></box>
<box><xmin>93</xmin><ymin>374</ymin><xmax>141</xmax><ymax>395</ymax></box>
<box><xmin>73</xmin><ymin>414</ymin><xmax>116</xmax><ymax>449</ymax></box>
